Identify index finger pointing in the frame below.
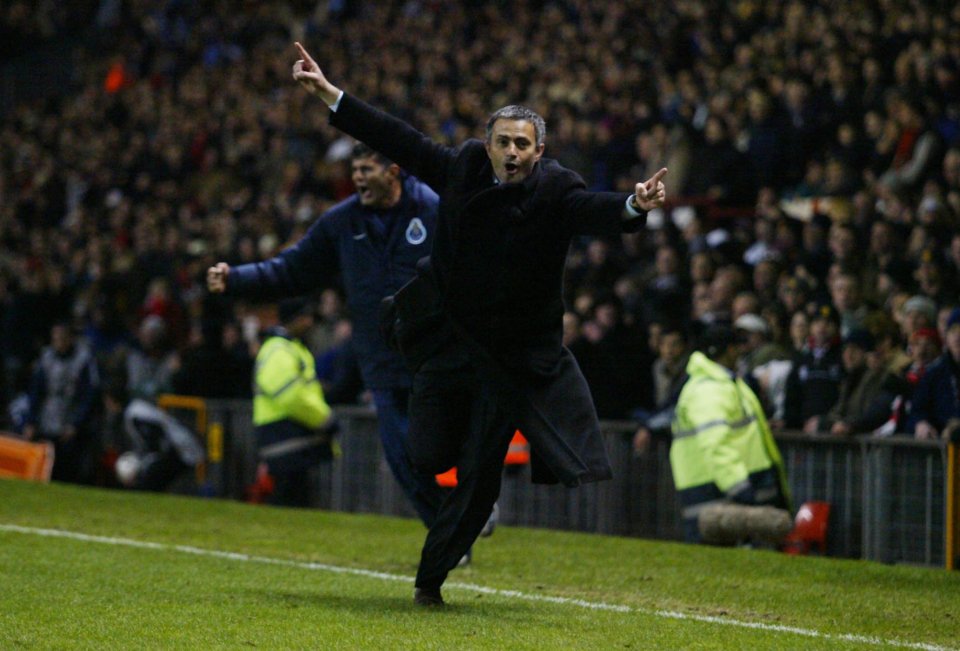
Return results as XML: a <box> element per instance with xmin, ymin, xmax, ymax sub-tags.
<box><xmin>294</xmin><ymin>42</ymin><xmax>315</xmax><ymax>65</ymax></box>
<box><xmin>650</xmin><ymin>167</ymin><xmax>668</xmax><ymax>185</ymax></box>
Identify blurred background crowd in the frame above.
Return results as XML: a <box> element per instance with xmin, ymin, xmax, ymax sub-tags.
<box><xmin>2</xmin><ymin>0</ymin><xmax>960</xmax><ymax>483</ymax></box>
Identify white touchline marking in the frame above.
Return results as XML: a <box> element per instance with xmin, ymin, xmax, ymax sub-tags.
<box><xmin>0</xmin><ymin>523</ymin><xmax>952</xmax><ymax>651</ymax></box>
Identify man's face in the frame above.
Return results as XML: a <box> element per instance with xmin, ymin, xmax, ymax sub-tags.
<box><xmin>810</xmin><ymin>317</ymin><xmax>836</xmax><ymax>347</ymax></box>
<box><xmin>288</xmin><ymin>313</ymin><xmax>315</xmax><ymax>339</ymax></box>
<box><xmin>51</xmin><ymin>325</ymin><xmax>73</xmax><ymax>354</ymax></box>
<box><xmin>351</xmin><ymin>156</ymin><xmax>400</xmax><ymax>208</ymax></box>
<box><xmin>910</xmin><ymin>337</ymin><xmax>940</xmax><ymax>366</ymax></box>
<box><xmin>658</xmin><ymin>332</ymin><xmax>686</xmax><ymax>366</ymax></box>
<box><xmin>485</xmin><ymin>119</ymin><xmax>544</xmax><ymax>183</ymax></box>
<box><xmin>842</xmin><ymin>344</ymin><xmax>867</xmax><ymax>372</ymax></box>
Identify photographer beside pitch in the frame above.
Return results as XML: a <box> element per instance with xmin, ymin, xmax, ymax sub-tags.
<box><xmin>291</xmin><ymin>42</ymin><xmax>668</xmax><ymax>606</ymax></box>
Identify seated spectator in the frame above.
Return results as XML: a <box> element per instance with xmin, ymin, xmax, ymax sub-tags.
<box><xmin>734</xmin><ymin>313</ymin><xmax>792</xmax><ymax>378</ymax></box>
<box><xmin>829</xmin><ymin>270</ymin><xmax>870</xmax><ymax>338</ymax></box>
<box><xmin>879</xmin><ymin>96</ymin><xmax>941</xmax><ymax>195</ymax></box>
<box><xmin>172</xmin><ymin>318</ymin><xmax>252</xmax><ymax>399</ymax></box>
<box><xmin>812</xmin><ymin>329</ymin><xmax>905</xmax><ymax>436</ymax></box>
<box><xmin>632</xmin><ymin>325</ymin><xmax>689</xmax><ymax>456</ymax></box>
<box><xmin>788</xmin><ymin>309</ymin><xmax>811</xmax><ymax>355</ymax></box>
<box><xmin>904</xmin><ymin>328</ymin><xmax>943</xmax><ymax>387</ymax></box>
<box><xmin>907</xmin><ymin>308</ymin><xmax>960</xmax><ymax>440</ymax></box>
<box><xmin>731</xmin><ymin>291</ymin><xmax>761</xmax><ymax>323</ymax></box>
<box><xmin>575</xmin><ymin>293</ymin><xmax>652</xmax><ymax>419</ymax></box>
<box><xmin>783</xmin><ymin>303</ymin><xmax>844</xmax><ymax>431</ymax></box>
<box><xmin>899</xmin><ymin>294</ymin><xmax>939</xmax><ymax>342</ymax></box>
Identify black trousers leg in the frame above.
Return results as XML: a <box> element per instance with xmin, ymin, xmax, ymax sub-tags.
<box><xmin>413</xmin><ymin>375</ymin><xmax>515</xmax><ymax>590</ymax></box>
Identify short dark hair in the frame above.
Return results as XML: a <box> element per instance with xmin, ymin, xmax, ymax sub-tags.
<box><xmin>350</xmin><ymin>142</ymin><xmax>393</xmax><ymax>167</ymax></box>
<box><xmin>485</xmin><ymin>105</ymin><xmax>546</xmax><ymax>146</ymax></box>
<box><xmin>698</xmin><ymin>323</ymin><xmax>742</xmax><ymax>359</ymax></box>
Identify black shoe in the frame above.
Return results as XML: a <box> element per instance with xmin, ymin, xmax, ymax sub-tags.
<box><xmin>414</xmin><ymin>587</ymin><xmax>444</xmax><ymax>606</ymax></box>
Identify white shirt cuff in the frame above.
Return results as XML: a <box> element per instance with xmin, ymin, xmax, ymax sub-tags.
<box><xmin>328</xmin><ymin>90</ymin><xmax>344</xmax><ymax>112</ymax></box>
<box><xmin>624</xmin><ymin>195</ymin><xmax>644</xmax><ymax>218</ymax></box>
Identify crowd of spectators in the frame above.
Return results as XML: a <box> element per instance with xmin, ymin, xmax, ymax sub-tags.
<box><xmin>2</xmin><ymin>0</ymin><xmax>960</xmax><ymax>482</ymax></box>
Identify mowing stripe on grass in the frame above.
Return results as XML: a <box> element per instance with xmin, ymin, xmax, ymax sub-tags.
<box><xmin>0</xmin><ymin>523</ymin><xmax>952</xmax><ymax>651</ymax></box>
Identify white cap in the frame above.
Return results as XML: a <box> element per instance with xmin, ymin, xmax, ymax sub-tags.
<box><xmin>734</xmin><ymin>313</ymin><xmax>769</xmax><ymax>335</ymax></box>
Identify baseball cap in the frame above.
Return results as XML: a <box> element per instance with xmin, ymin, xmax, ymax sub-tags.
<box><xmin>903</xmin><ymin>295</ymin><xmax>937</xmax><ymax>323</ymax></box>
<box><xmin>734</xmin><ymin>313</ymin><xmax>769</xmax><ymax>335</ymax></box>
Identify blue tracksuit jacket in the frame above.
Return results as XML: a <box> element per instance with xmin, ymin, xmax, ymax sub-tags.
<box><xmin>228</xmin><ymin>176</ymin><xmax>439</xmax><ymax>389</ymax></box>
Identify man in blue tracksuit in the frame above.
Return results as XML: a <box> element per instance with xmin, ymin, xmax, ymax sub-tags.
<box><xmin>207</xmin><ymin>143</ymin><xmax>446</xmax><ymax>526</ymax></box>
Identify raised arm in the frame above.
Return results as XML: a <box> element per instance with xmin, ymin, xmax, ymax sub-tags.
<box><xmin>292</xmin><ymin>42</ymin><xmax>342</xmax><ymax>107</ymax></box>
<box><xmin>292</xmin><ymin>42</ymin><xmax>454</xmax><ymax>189</ymax></box>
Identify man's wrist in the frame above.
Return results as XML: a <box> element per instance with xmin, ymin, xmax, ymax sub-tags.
<box><xmin>624</xmin><ymin>194</ymin><xmax>645</xmax><ymax>218</ymax></box>
<box><xmin>326</xmin><ymin>89</ymin><xmax>345</xmax><ymax>111</ymax></box>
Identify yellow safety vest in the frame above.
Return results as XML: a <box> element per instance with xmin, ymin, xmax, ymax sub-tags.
<box><xmin>253</xmin><ymin>335</ymin><xmax>332</xmax><ymax>429</ymax></box>
<box><xmin>671</xmin><ymin>351</ymin><xmax>789</xmax><ymax>502</ymax></box>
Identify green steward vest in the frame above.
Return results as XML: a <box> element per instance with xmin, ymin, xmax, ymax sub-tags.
<box><xmin>253</xmin><ymin>336</ymin><xmax>331</xmax><ymax>429</ymax></box>
<box><xmin>671</xmin><ymin>351</ymin><xmax>789</xmax><ymax>502</ymax></box>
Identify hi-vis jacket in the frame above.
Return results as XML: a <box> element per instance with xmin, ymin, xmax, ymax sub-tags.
<box><xmin>253</xmin><ymin>329</ymin><xmax>334</xmax><ymax>472</ymax></box>
<box><xmin>671</xmin><ymin>351</ymin><xmax>790</xmax><ymax>513</ymax></box>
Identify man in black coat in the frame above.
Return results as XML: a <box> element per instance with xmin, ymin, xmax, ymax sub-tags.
<box><xmin>292</xmin><ymin>42</ymin><xmax>668</xmax><ymax>606</ymax></box>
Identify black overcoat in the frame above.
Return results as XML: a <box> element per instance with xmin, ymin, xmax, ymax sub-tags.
<box><xmin>331</xmin><ymin>94</ymin><xmax>646</xmax><ymax>486</ymax></box>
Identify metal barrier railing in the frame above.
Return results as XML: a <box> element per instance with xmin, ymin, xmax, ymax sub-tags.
<box><xmin>166</xmin><ymin>397</ymin><xmax>955</xmax><ymax>568</ymax></box>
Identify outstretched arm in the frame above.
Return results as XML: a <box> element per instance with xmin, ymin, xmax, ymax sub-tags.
<box><xmin>292</xmin><ymin>42</ymin><xmax>455</xmax><ymax>190</ymax></box>
<box><xmin>206</xmin><ymin>220</ymin><xmax>339</xmax><ymax>299</ymax></box>
<box><xmin>292</xmin><ymin>42</ymin><xmax>342</xmax><ymax>107</ymax></box>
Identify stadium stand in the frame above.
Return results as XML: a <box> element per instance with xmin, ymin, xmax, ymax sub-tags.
<box><xmin>1</xmin><ymin>3</ymin><xmax>959</xmax><ymax>557</ymax></box>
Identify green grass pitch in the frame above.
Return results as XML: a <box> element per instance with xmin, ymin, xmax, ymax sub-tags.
<box><xmin>1</xmin><ymin>478</ymin><xmax>957</xmax><ymax>650</ymax></box>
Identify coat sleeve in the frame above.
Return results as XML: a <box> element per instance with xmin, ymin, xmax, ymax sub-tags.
<box><xmin>552</xmin><ymin>168</ymin><xmax>643</xmax><ymax>236</ymax></box>
<box><xmin>330</xmin><ymin>93</ymin><xmax>455</xmax><ymax>191</ymax></box>
<box><xmin>906</xmin><ymin>367</ymin><xmax>937</xmax><ymax>432</ymax></box>
<box><xmin>228</xmin><ymin>217</ymin><xmax>339</xmax><ymax>299</ymax></box>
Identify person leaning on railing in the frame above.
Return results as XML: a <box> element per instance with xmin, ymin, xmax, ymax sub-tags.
<box><xmin>908</xmin><ymin>308</ymin><xmax>960</xmax><ymax>440</ymax></box>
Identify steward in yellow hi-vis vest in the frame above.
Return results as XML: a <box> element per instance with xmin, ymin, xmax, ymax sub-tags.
<box><xmin>254</xmin><ymin>297</ymin><xmax>336</xmax><ymax>507</ymax></box>
<box><xmin>671</xmin><ymin>324</ymin><xmax>790</xmax><ymax>542</ymax></box>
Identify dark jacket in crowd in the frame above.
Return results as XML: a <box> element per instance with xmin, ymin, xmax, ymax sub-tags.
<box><xmin>227</xmin><ymin>175</ymin><xmax>438</xmax><ymax>390</ymax></box>
<box><xmin>783</xmin><ymin>344</ymin><xmax>844</xmax><ymax>429</ymax></box>
<box><xmin>907</xmin><ymin>353</ymin><xmax>960</xmax><ymax>433</ymax></box>
<box><xmin>331</xmin><ymin>93</ymin><xmax>644</xmax><ymax>486</ymax></box>
<box><xmin>818</xmin><ymin>365</ymin><xmax>904</xmax><ymax>434</ymax></box>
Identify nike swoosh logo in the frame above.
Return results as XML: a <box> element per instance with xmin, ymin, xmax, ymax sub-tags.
<box><xmin>352</xmin><ymin>233</ymin><xmax>367</xmax><ymax>240</ymax></box>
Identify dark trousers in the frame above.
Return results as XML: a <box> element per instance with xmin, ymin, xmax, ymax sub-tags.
<box><xmin>370</xmin><ymin>388</ymin><xmax>444</xmax><ymax>527</ymax></box>
<box><xmin>408</xmin><ymin>345</ymin><xmax>515</xmax><ymax>590</ymax></box>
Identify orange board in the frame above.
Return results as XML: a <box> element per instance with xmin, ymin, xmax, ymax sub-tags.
<box><xmin>0</xmin><ymin>434</ymin><xmax>54</xmax><ymax>481</ymax></box>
